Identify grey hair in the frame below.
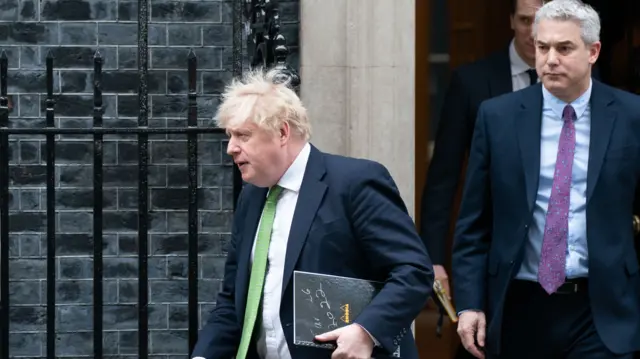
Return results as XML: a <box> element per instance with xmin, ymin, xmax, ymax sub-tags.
<box><xmin>532</xmin><ymin>0</ymin><xmax>600</xmax><ymax>45</ymax></box>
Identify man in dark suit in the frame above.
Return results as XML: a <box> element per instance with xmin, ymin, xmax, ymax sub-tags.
<box><xmin>420</xmin><ymin>2</ymin><xmax>542</xmax><ymax>358</ymax></box>
<box><xmin>190</xmin><ymin>69</ymin><xmax>434</xmax><ymax>359</ymax></box>
<box><xmin>453</xmin><ymin>1</ymin><xmax>640</xmax><ymax>358</ymax></box>
<box><xmin>420</xmin><ymin>0</ymin><xmax>542</xmax><ymax>298</ymax></box>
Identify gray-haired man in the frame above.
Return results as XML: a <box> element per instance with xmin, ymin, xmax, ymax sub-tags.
<box><xmin>453</xmin><ymin>1</ymin><xmax>640</xmax><ymax>358</ymax></box>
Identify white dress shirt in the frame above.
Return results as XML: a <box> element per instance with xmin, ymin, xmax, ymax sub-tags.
<box><xmin>252</xmin><ymin>142</ymin><xmax>310</xmax><ymax>359</ymax></box>
<box><xmin>509</xmin><ymin>38</ymin><xmax>537</xmax><ymax>90</ymax></box>
<box><xmin>193</xmin><ymin>143</ymin><xmax>311</xmax><ymax>359</ymax></box>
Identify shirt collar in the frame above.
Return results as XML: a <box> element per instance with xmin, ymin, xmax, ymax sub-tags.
<box><xmin>509</xmin><ymin>38</ymin><xmax>532</xmax><ymax>76</ymax></box>
<box><xmin>542</xmin><ymin>79</ymin><xmax>592</xmax><ymax>120</ymax></box>
<box><xmin>275</xmin><ymin>142</ymin><xmax>310</xmax><ymax>193</ymax></box>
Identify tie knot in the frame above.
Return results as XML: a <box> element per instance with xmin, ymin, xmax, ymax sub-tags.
<box><xmin>266</xmin><ymin>185</ymin><xmax>283</xmax><ymax>203</ymax></box>
<box><xmin>562</xmin><ymin>105</ymin><xmax>576</xmax><ymax>122</ymax></box>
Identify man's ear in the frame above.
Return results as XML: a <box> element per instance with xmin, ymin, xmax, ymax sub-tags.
<box><xmin>279</xmin><ymin>122</ymin><xmax>291</xmax><ymax>144</ymax></box>
<box><xmin>588</xmin><ymin>41</ymin><xmax>601</xmax><ymax>65</ymax></box>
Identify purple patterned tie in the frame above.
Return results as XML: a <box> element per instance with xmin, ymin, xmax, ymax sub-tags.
<box><xmin>538</xmin><ymin>104</ymin><xmax>576</xmax><ymax>294</ymax></box>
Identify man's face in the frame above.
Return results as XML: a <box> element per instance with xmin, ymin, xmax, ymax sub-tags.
<box><xmin>535</xmin><ymin>19</ymin><xmax>600</xmax><ymax>98</ymax></box>
<box><xmin>226</xmin><ymin>120</ymin><xmax>287</xmax><ymax>187</ymax></box>
<box><xmin>510</xmin><ymin>0</ymin><xmax>542</xmax><ymax>64</ymax></box>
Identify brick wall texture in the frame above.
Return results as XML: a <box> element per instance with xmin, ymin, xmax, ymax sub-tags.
<box><xmin>1</xmin><ymin>0</ymin><xmax>299</xmax><ymax>357</ymax></box>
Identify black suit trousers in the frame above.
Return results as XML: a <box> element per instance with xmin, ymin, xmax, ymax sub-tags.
<box><xmin>495</xmin><ymin>280</ymin><xmax>634</xmax><ymax>359</ymax></box>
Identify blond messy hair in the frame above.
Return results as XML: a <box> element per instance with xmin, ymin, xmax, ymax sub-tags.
<box><xmin>215</xmin><ymin>68</ymin><xmax>311</xmax><ymax>141</ymax></box>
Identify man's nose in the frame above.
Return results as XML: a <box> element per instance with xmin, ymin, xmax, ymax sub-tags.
<box><xmin>547</xmin><ymin>49</ymin><xmax>559</xmax><ymax>64</ymax></box>
<box><xmin>227</xmin><ymin>139</ymin><xmax>239</xmax><ymax>155</ymax></box>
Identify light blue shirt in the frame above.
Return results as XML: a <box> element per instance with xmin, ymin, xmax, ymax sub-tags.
<box><xmin>516</xmin><ymin>80</ymin><xmax>593</xmax><ymax>281</ymax></box>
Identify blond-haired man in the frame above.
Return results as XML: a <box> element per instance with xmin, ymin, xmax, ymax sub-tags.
<box><xmin>191</xmin><ymin>69</ymin><xmax>434</xmax><ymax>359</ymax></box>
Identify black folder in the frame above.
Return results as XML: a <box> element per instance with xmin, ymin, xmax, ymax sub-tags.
<box><xmin>293</xmin><ymin>270</ymin><xmax>401</xmax><ymax>357</ymax></box>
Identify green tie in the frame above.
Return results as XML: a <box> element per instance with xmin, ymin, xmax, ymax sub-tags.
<box><xmin>236</xmin><ymin>185</ymin><xmax>283</xmax><ymax>359</ymax></box>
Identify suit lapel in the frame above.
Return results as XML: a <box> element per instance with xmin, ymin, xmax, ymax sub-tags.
<box><xmin>281</xmin><ymin>146</ymin><xmax>327</xmax><ymax>296</ymax></box>
<box><xmin>586</xmin><ymin>81</ymin><xmax>616</xmax><ymax>202</ymax></box>
<box><xmin>516</xmin><ymin>85</ymin><xmax>543</xmax><ymax>212</ymax></box>
<box><xmin>236</xmin><ymin>185</ymin><xmax>267</xmax><ymax>313</ymax></box>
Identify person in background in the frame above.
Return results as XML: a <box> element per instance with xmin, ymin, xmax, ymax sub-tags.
<box><xmin>453</xmin><ymin>1</ymin><xmax>640</xmax><ymax>358</ymax></box>
<box><xmin>420</xmin><ymin>0</ymin><xmax>542</xmax><ymax>295</ymax></box>
<box><xmin>419</xmin><ymin>0</ymin><xmax>542</xmax><ymax>357</ymax></box>
<box><xmin>190</xmin><ymin>69</ymin><xmax>434</xmax><ymax>359</ymax></box>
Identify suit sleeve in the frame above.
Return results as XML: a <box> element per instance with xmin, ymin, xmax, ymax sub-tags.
<box><xmin>451</xmin><ymin>102</ymin><xmax>493</xmax><ymax>313</ymax></box>
<box><xmin>634</xmin><ymin>107</ymin><xmax>640</xmax><ymax>264</ymax></box>
<box><xmin>420</xmin><ymin>69</ymin><xmax>474</xmax><ymax>265</ymax></box>
<box><xmin>634</xmin><ymin>180</ymin><xmax>640</xmax><ymax>261</ymax></box>
<box><xmin>191</xmin><ymin>193</ymin><xmax>245</xmax><ymax>359</ymax></box>
<box><xmin>349</xmin><ymin>162</ymin><xmax>435</xmax><ymax>354</ymax></box>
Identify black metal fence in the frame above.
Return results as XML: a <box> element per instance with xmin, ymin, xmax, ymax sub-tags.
<box><xmin>0</xmin><ymin>0</ymin><xmax>300</xmax><ymax>356</ymax></box>
<box><xmin>0</xmin><ymin>47</ymin><xmax>235</xmax><ymax>357</ymax></box>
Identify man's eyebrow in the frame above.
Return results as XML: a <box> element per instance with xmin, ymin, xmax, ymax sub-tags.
<box><xmin>556</xmin><ymin>41</ymin><xmax>575</xmax><ymax>46</ymax></box>
<box><xmin>535</xmin><ymin>40</ymin><xmax>575</xmax><ymax>46</ymax></box>
<box><xmin>227</xmin><ymin>128</ymin><xmax>252</xmax><ymax>136</ymax></box>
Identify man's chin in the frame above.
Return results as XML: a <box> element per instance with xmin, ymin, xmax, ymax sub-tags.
<box><xmin>525</xmin><ymin>52</ymin><xmax>535</xmax><ymax>63</ymax></box>
<box><xmin>543</xmin><ymin>77</ymin><xmax>565</xmax><ymax>86</ymax></box>
<box><xmin>240</xmin><ymin>170</ymin><xmax>253</xmax><ymax>183</ymax></box>
<box><xmin>241</xmin><ymin>173</ymin><xmax>272</xmax><ymax>188</ymax></box>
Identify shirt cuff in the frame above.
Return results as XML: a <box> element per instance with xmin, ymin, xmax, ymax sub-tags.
<box><xmin>356</xmin><ymin>323</ymin><xmax>381</xmax><ymax>347</ymax></box>
<box><xmin>192</xmin><ymin>357</ymin><xmax>206</xmax><ymax>359</ymax></box>
<box><xmin>457</xmin><ymin>309</ymin><xmax>481</xmax><ymax>316</ymax></box>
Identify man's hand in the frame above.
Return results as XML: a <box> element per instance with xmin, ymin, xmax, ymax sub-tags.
<box><xmin>315</xmin><ymin>324</ymin><xmax>374</xmax><ymax>359</ymax></box>
<box><xmin>457</xmin><ymin>310</ymin><xmax>486</xmax><ymax>359</ymax></box>
<box><xmin>433</xmin><ymin>265</ymin><xmax>451</xmax><ymax>299</ymax></box>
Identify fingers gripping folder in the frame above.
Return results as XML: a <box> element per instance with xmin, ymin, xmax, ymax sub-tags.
<box><xmin>292</xmin><ymin>271</ymin><xmax>402</xmax><ymax>357</ymax></box>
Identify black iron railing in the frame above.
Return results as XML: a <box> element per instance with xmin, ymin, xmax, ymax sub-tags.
<box><xmin>0</xmin><ymin>0</ymin><xmax>298</xmax><ymax>357</ymax></box>
<box><xmin>0</xmin><ymin>48</ymin><xmax>8</xmax><ymax>359</ymax></box>
<box><xmin>245</xmin><ymin>0</ymin><xmax>301</xmax><ymax>90</ymax></box>
<box><xmin>0</xmin><ymin>48</ymin><xmax>230</xmax><ymax>359</ymax></box>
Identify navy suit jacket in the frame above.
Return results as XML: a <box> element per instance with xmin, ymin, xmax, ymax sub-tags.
<box><xmin>421</xmin><ymin>45</ymin><xmax>601</xmax><ymax>265</ymax></box>
<box><xmin>192</xmin><ymin>145</ymin><xmax>434</xmax><ymax>359</ymax></box>
<box><xmin>452</xmin><ymin>80</ymin><xmax>640</xmax><ymax>355</ymax></box>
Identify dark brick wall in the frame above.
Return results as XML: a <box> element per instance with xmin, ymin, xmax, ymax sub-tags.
<box><xmin>1</xmin><ymin>0</ymin><xmax>299</xmax><ymax>357</ymax></box>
